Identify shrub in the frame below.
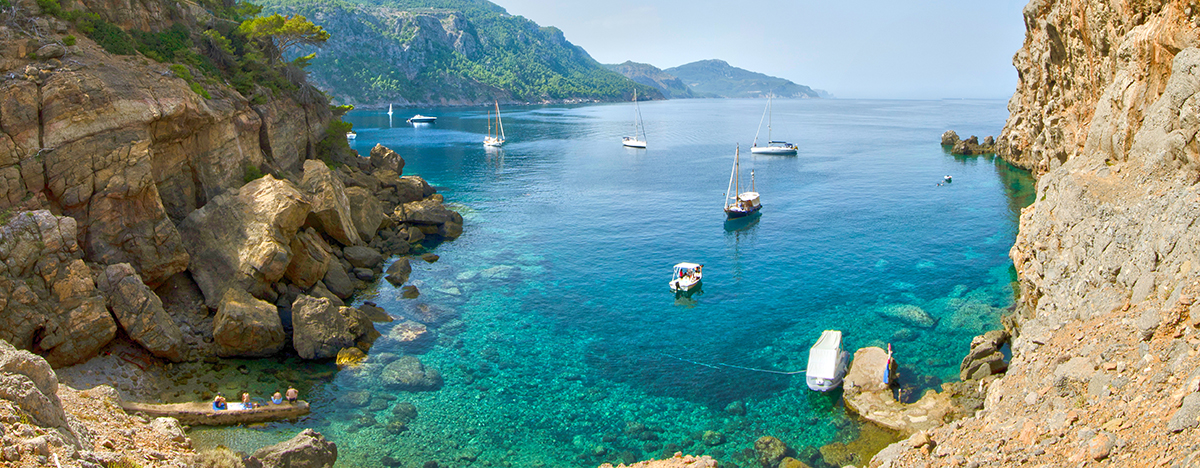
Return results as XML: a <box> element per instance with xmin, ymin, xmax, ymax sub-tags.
<box><xmin>243</xmin><ymin>164</ymin><xmax>265</xmax><ymax>183</ymax></box>
<box><xmin>189</xmin><ymin>81</ymin><xmax>210</xmax><ymax>99</ymax></box>
<box><xmin>35</xmin><ymin>0</ymin><xmax>61</xmax><ymax>17</ymax></box>
<box><xmin>62</xmin><ymin>35</ymin><xmax>76</xmax><ymax>46</ymax></box>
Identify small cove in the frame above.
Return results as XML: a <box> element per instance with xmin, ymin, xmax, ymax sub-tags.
<box><xmin>185</xmin><ymin>99</ymin><xmax>1033</xmax><ymax>467</ymax></box>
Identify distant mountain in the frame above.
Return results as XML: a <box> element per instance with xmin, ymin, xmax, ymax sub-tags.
<box><xmin>258</xmin><ymin>0</ymin><xmax>662</xmax><ymax>106</ymax></box>
<box><xmin>604</xmin><ymin>61</ymin><xmax>695</xmax><ymax>99</ymax></box>
<box><xmin>664</xmin><ymin>59</ymin><xmax>819</xmax><ymax>99</ymax></box>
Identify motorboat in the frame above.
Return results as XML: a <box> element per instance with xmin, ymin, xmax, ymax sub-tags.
<box><xmin>944</xmin><ymin>175</ymin><xmax>953</xmax><ymax>183</ymax></box>
<box><xmin>806</xmin><ymin>330</ymin><xmax>850</xmax><ymax>392</ymax></box>
<box><xmin>623</xmin><ymin>89</ymin><xmax>647</xmax><ymax>148</ymax></box>
<box><xmin>346</xmin><ymin>131</ymin><xmax>356</xmax><ymax>140</ymax></box>
<box><xmin>724</xmin><ymin>145</ymin><xmax>762</xmax><ymax>219</ymax></box>
<box><xmin>669</xmin><ymin>262</ymin><xmax>702</xmax><ymax>292</ymax></box>
<box><xmin>484</xmin><ymin>101</ymin><xmax>506</xmax><ymax>147</ymax></box>
<box><xmin>408</xmin><ymin>114</ymin><xmax>437</xmax><ymax>123</ymax></box>
<box><xmin>749</xmin><ymin>94</ymin><xmax>797</xmax><ymax>155</ymax></box>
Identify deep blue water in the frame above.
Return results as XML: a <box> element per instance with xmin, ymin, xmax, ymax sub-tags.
<box><xmin>192</xmin><ymin>99</ymin><xmax>1033</xmax><ymax>467</ymax></box>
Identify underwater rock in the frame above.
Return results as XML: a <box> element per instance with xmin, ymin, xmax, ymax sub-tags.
<box><xmin>701</xmin><ymin>430</ymin><xmax>724</xmax><ymax>446</ymax></box>
<box><xmin>777</xmin><ymin>457</ymin><xmax>810</xmax><ymax>468</ymax></box>
<box><xmin>382</xmin><ymin>320</ymin><xmax>434</xmax><ymax>353</ymax></box>
<box><xmin>391</xmin><ymin>402</ymin><xmax>418</xmax><ymax>423</ymax></box>
<box><xmin>724</xmin><ymin>401</ymin><xmax>746</xmax><ymax>416</ymax></box>
<box><xmin>336</xmin><ymin>347</ymin><xmax>367</xmax><ymax>368</ymax></box>
<box><xmin>875</xmin><ymin>304</ymin><xmax>937</xmax><ymax>328</ymax></box>
<box><xmin>400</xmin><ymin>285</ymin><xmax>420</xmax><ymax>299</ymax></box>
<box><xmin>421</xmin><ymin>253</ymin><xmax>439</xmax><ymax>263</ymax></box>
<box><xmin>402</xmin><ymin>303</ymin><xmax>460</xmax><ymax>327</ymax></box>
<box><xmin>480</xmin><ymin>265</ymin><xmax>518</xmax><ymax>281</ymax></box>
<box><xmin>359</xmin><ymin>303</ymin><xmax>393</xmax><ymax>322</ymax></box>
<box><xmin>754</xmin><ymin>436</ymin><xmax>788</xmax><ymax>468</ymax></box>
<box><xmin>381</xmin><ymin>356</ymin><xmax>443</xmax><ymax>391</ymax></box>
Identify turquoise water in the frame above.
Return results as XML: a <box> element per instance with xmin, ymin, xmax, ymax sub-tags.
<box><xmin>191</xmin><ymin>99</ymin><xmax>1033</xmax><ymax>467</ymax></box>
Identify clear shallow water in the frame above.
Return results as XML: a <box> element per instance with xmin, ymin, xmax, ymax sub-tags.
<box><xmin>191</xmin><ymin>99</ymin><xmax>1033</xmax><ymax>467</ymax></box>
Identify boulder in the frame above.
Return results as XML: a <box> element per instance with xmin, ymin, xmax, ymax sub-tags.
<box><xmin>292</xmin><ymin>295</ymin><xmax>375</xmax><ymax>359</ymax></box>
<box><xmin>381</xmin><ymin>356</ymin><xmax>443</xmax><ymax>391</ymax></box>
<box><xmin>343</xmin><ymin>246</ymin><xmax>383</xmax><ymax>269</ymax></box>
<box><xmin>0</xmin><ymin>339</ymin><xmax>80</xmax><ymax>447</ymax></box>
<box><xmin>322</xmin><ymin>265</ymin><xmax>355</xmax><ymax>300</ymax></box>
<box><xmin>285</xmin><ymin>228</ymin><xmax>333</xmax><ymax>290</ymax></box>
<box><xmin>213</xmin><ymin>288</ymin><xmax>286</xmax><ymax>357</ymax></box>
<box><xmin>754</xmin><ymin>436</ymin><xmax>788</xmax><ymax>468</ymax></box>
<box><xmin>385</xmin><ymin>258</ymin><xmax>412</xmax><ymax>286</ymax></box>
<box><xmin>394</xmin><ymin>176</ymin><xmax>435</xmax><ymax>204</ymax></box>
<box><xmin>179</xmin><ymin>175</ymin><xmax>312</xmax><ymax>308</ymax></box>
<box><xmin>301</xmin><ymin>160</ymin><xmax>361</xmax><ymax>247</ymax></box>
<box><xmin>876</xmin><ymin>304</ymin><xmax>937</xmax><ymax>328</ymax></box>
<box><xmin>959</xmin><ymin>329</ymin><xmax>1010</xmax><ymax>381</ymax></box>
<box><xmin>395</xmin><ymin>197</ymin><xmax>461</xmax><ymax>227</ymax></box>
<box><xmin>940</xmin><ymin>130</ymin><xmax>960</xmax><ymax>146</ymax></box>
<box><xmin>148</xmin><ymin>417</ymin><xmax>187</xmax><ymax>443</ymax></box>
<box><xmin>35</xmin><ymin>43</ymin><xmax>66</xmax><ymax>59</ymax></box>
<box><xmin>345</xmin><ymin>186</ymin><xmax>384</xmax><ymax>241</ymax></box>
<box><xmin>369</xmin><ymin>144</ymin><xmax>405</xmax><ymax>175</ymax></box>
<box><xmin>95</xmin><ymin>263</ymin><xmax>184</xmax><ymax>361</ymax></box>
<box><xmin>251</xmin><ymin>428</ymin><xmax>337</xmax><ymax>468</ymax></box>
<box><xmin>404</xmin><ymin>225</ymin><xmax>425</xmax><ymax>244</ymax></box>
<box><xmin>0</xmin><ymin>211</ymin><xmax>117</xmax><ymax>367</ymax></box>
<box><xmin>359</xmin><ymin>303</ymin><xmax>393</xmax><ymax>322</ymax></box>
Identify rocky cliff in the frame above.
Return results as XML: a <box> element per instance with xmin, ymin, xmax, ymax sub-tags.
<box><xmin>876</xmin><ymin>1</ymin><xmax>1200</xmax><ymax>466</ymax></box>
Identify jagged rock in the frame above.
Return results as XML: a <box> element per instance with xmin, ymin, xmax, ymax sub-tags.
<box><xmin>754</xmin><ymin>436</ymin><xmax>788</xmax><ymax>468</ymax></box>
<box><xmin>394</xmin><ymin>176</ymin><xmax>436</xmax><ymax>204</ymax></box>
<box><xmin>381</xmin><ymin>356</ymin><xmax>442</xmax><ymax>390</ymax></box>
<box><xmin>292</xmin><ymin>295</ymin><xmax>375</xmax><ymax>359</ymax></box>
<box><xmin>345</xmin><ymin>187</ymin><xmax>385</xmax><ymax>241</ymax></box>
<box><xmin>95</xmin><ymin>263</ymin><xmax>184</xmax><ymax>361</ymax></box>
<box><xmin>307</xmin><ymin>281</ymin><xmax>345</xmax><ymax>307</ymax></box>
<box><xmin>358</xmin><ymin>303</ymin><xmax>393</xmax><ymax>322</ymax></box>
<box><xmin>251</xmin><ymin>429</ymin><xmax>337</xmax><ymax>468</ymax></box>
<box><xmin>285</xmin><ymin>228</ymin><xmax>334</xmax><ymax>290</ymax></box>
<box><xmin>213</xmin><ymin>289</ymin><xmax>286</xmax><ymax>357</ymax></box>
<box><xmin>959</xmin><ymin>329</ymin><xmax>1009</xmax><ymax>381</ymax></box>
<box><xmin>343</xmin><ymin>246</ymin><xmax>383</xmax><ymax>269</ymax></box>
<box><xmin>0</xmin><ymin>339</ymin><xmax>81</xmax><ymax>447</ymax></box>
<box><xmin>395</xmin><ymin>197</ymin><xmax>462</xmax><ymax>227</ymax></box>
<box><xmin>0</xmin><ymin>211</ymin><xmax>116</xmax><ymax>367</ymax></box>
<box><xmin>148</xmin><ymin>417</ymin><xmax>187</xmax><ymax>443</ymax></box>
<box><xmin>179</xmin><ymin>175</ymin><xmax>311</xmax><ymax>308</ymax></box>
<box><xmin>1168</xmin><ymin>392</ymin><xmax>1200</xmax><ymax>433</ymax></box>
<box><xmin>875</xmin><ymin>304</ymin><xmax>937</xmax><ymax>328</ymax></box>
<box><xmin>404</xmin><ymin>225</ymin><xmax>425</xmax><ymax>244</ymax></box>
<box><xmin>369</xmin><ymin>144</ymin><xmax>405</xmax><ymax>175</ymax></box>
<box><xmin>385</xmin><ymin>258</ymin><xmax>412</xmax><ymax>286</ymax></box>
<box><xmin>322</xmin><ymin>265</ymin><xmax>355</xmax><ymax>300</ymax></box>
<box><xmin>301</xmin><ymin>160</ymin><xmax>361</xmax><ymax>247</ymax></box>
<box><xmin>940</xmin><ymin>130</ymin><xmax>960</xmax><ymax>146</ymax></box>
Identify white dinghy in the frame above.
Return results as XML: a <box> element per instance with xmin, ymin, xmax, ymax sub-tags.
<box><xmin>806</xmin><ymin>330</ymin><xmax>850</xmax><ymax>392</ymax></box>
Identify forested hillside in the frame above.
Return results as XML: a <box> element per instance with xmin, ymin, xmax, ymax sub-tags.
<box><xmin>258</xmin><ymin>0</ymin><xmax>661</xmax><ymax>106</ymax></box>
<box><xmin>665</xmin><ymin>59</ymin><xmax>819</xmax><ymax>98</ymax></box>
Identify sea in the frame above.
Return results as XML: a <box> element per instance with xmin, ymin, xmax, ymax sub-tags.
<box><xmin>189</xmin><ymin>98</ymin><xmax>1034</xmax><ymax>468</ymax></box>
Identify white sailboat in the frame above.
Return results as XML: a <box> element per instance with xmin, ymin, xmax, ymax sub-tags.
<box><xmin>387</xmin><ymin>104</ymin><xmax>393</xmax><ymax>116</ymax></box>
<box><xmin>724</xmin><ymin>145</ymin><xmax>761</xmax><ymax>219</ymax></box>
<box><xmin>484</xmin><ymin>101</ymin><xmax>506</xmax><ymax>147</ymax></box>
<box><xmin>750</xmin><ymin>94</ymin><xmax>797</xmax><ymax>155</ymax></box>
<box><xmin>622</xmin><ymin>89</ymin><xmax>647</xmax><ymax>148</ymax></box>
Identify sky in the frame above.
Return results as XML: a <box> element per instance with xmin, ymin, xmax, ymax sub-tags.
<box><xmin>494</xmin><ymin>0</ymin><xmax>1029</xmax><ymax>99</ymax></box>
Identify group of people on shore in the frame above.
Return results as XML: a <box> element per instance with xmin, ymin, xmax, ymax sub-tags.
<box><xmin>212</xmin><ymin>387</ymin><xmax>299</xmax><ymax>411</ymax></box>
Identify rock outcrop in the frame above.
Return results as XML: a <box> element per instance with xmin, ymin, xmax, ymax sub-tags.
<box><xmin>877</xmin><ymin>2</ymin><xmax>1200</xmax><ymax>466</ymax></box>
<box><xmin>213</xmin><ymin>288</ymin><xmax>287</xmax><ymax>358</ymax></box>
<box><xmin>251</xmin><ymin>428</ymin><xmax>338</xmax><ymax>468</ymax></box>
<box><xmin>291</xmin><ymin>295</ymin><xmax>376</xmax><ymax>359</ymax></box>
<box><xmin>95</xmin><ymin>263</ymin><xmax>184</xmax><ymax>362</ymax></box>
<box><xmin>0</xmin><ymin>211</ymin><xmax>116</xmax><ymax>367</ymax></box>
<box><xmin>597</xmin><ymin>453</ymin><xmax>718</xmax><ymax>468</ymax></box>
<box><xmin>843</xmin><ymin>347</ymin><xmax>953</xmax><ymax>436</ymax></box>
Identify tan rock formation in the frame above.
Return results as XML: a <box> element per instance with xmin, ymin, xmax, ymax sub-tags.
<box><xmin>301</xmin><ymin>160</ymin><xmax>361</xmax><ymax>246</ymax></box>
<box><xmin>291</xmin><ymin>294</ymin><xmax>375</xmax><ymax>359</ymax></box>
<box><xmin>179</xmin><ymin>175</ymin><xmax>312</xmax><ymax>308</ymax></box>
<box><xmin>0</xmin><ymin>211</ymin><xmax>116</xmax><ymax>367</ymax></box>
<box><xmin>213</xmin><ymin>288</ymin><xmax>287</xmax><ymax>358</ymax></box>
<box><xmin>876</xmin><ymin>2</ymin><xmax>1200</xmax><ymax>467</ymax></box>
<box><xmin>843</xmin><ymin>347</ymin><xmax>953</xmax><ymax>436</ymax></box>
<box><xmin>95</xmin><ymin>263</ymin><xmax>184</xmax><ymax>362</ymax></box>
<box><xmin>597</xmin><ymin>453</ymin><xmax>718</xmax><ymax>468</ymax></box>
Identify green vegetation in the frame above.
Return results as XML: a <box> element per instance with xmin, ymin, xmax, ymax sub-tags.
<box><xmin>62</xmin><ymin>34</ymin><xmax>76</xmax><ymax>46</ymax></box>
<box><xmin>316</xmin><ymin>118</ymin><xmax>352</xmax><ymax>169</ymax></box>
<box><xmin>256</xmin><ymin>0</ymin><xmax>659</xmax><ymax>104</ymax></box>
<box><xmin>243</xmin><ymin>164</ymin><xmax>266</xmax><ymax>183</ymax></box>
<box><xmin>664</xmin><ymin>59</ymin><xmax>819</xmax><ymax>98</ymax></box>
<box><xmin>237</xmin><ymin>13</ymin><xmax>330</xmax><ymax>61</ymax></box>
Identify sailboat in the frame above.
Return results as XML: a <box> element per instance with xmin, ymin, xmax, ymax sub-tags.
<box><xmin>724</xmin><ymin>145</ymin><xmax>762</xmax><ymax>219</ymax></box>
<box><xmin>387</xmin><ymin>104</ymin><xmax>393</xmax><ymax>116</ymax></box>
<box><xmin>484</xmin><ymin>101</ymin><xmax>506</xmax><ymax>147</ymax></box>
<box><xmin>622</xmin><ymin>89</ymin><xmax>647</xmax><ymax>148</ymax></box>
<box><xmin>750</xmin><ymin>94</ymin><xmax>797</xmax><ymax>155</ymax></box>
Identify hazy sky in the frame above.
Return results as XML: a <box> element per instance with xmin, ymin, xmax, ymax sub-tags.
<box><xmin>495</xmin><ymin>0</ymin><xmax>1029</xmax><ymax>99</ymax></box>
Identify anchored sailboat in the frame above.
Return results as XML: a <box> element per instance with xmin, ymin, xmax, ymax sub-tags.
<box><xmin>387</xmin><ymin>104</ymin><xmax>393</xmax><ymax>116</ymax></box>
<box><xmin>484</xmin><ymin>101</ymin><xmax>506</xmax><ymax>147</ymax></box>
<box><xmin>750</xmin><ymin>94</ymin><xmax>797</xmax><ymax>155</ymax></box>
<box><xmin>623</xmin><ymin>89</ymin><xmax>647</xmax><ymax>148</ymax></box>
<box><xmin>724</xmin><ymin>145</ymin><xmax>762</xmax><ymax>219</ymax></box>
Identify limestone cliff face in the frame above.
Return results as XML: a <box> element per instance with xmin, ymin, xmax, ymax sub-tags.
<box><xmin>876</xmin><ymin>1</ymin><xmax>1200</xmax><ymax>466</ymax></box>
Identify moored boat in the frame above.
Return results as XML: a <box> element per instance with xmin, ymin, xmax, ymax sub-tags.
<box><xmin>724</xmin><ymin>145</ymin><xmax>762</xmax><ymax>219</ymax></box>
<box><xmin>484</xmin><ymin>101</ymin><xmax>506</xmax><ymax>147</ymax></box>
<box><xmin>408</xmin><ymin>114</ymin><xmax>437</xmax><ymax>123</ymax></box>
<box><xmin>346</xmin><ymin>131</ymin><xmax>356</xmax><ymax>140</ymax></box>
<box><xmin>806</xmin><ymin>330</ymin><xmax>850</xmax><ymax>392</ymax></box>
<box><xmin>623</xmin><ymin>89</ymin><xmax>648</xmax><ymax>148</ymax></box>
<box><xmin>669</xmin><ymin>262</ymin><xmax>702</xmax><ymax>292</ymax></box>
<box><xmin>749</xmin><ymin>94</ymin><xmax>797</xmax><ymax>155</ymax></box>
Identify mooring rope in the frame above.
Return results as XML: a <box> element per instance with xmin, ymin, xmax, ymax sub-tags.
<box><xmin>661</xmin><ymin>353</ymin><xmax>806</xmax><ymax>375</ymax></box>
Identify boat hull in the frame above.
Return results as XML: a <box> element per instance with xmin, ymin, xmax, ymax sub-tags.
<box><xmin>669</xmin><ymin>277</ymin><xmax>701</xmax><ymax>292</ymax></box>
<box><xmin>623</xmin><ymin>139</ymin><xmax>647</xmax><ymax>148</ymax></box>
<box><xmin>484</xmin><ymin>138</ymin><xmax>504</xmax><ymax>147</ymax></box>
<box><xmin>408</xmin><ymin>117</ymin><xmax>437</xmax><ymax>123</ymax></box>
<box><xmin>750</xmin><ymin>146</ymin><xmax>796</xmax><ymax>155</ymax></box>
<box><xmin>724</xmin><ymin>204</ymin><xmax>762</xmax><ymax>219</ymax></box>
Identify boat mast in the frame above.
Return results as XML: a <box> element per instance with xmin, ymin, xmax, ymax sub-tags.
<box><xmin>725</xmin><ymin>145</ymin><xmax>740</xmax><ymax>209</ymax></box>
<box><xmin>487</xmin><ymin>108</ymin><xmax>492</xmax><ymax>139</ymax></box>
<box><xmin>751</xmin><ymin>169</ymin><xmax>756</xmax><ymax>192</ymax></box>
<box><xmin>495</xmin><ymin>100</ymin><xmax>505</xmax><ymax>140</ymax></box>
<box><xmin>767</xmin><ymin>94</ymin><xmax>773</xmax><ymax>142</ymax></box>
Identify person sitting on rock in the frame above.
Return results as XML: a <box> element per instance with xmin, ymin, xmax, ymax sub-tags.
<box><xmin>271</xmin><ymin>392</ymin><xmax>284</xmax><ymax>405</ymax></box>
<box><xmin>212</xmin><ymin>395</ymin><xmax>227</xmax><ymax>411</ymax></box>
<box><xmin>286</xmin><ymin>386</ymin><xmax>299</xmax><ymax>404</ymax></box>
<box><xmin>241</xmin><ymin>392</ymin><xmax>257</xmax><ymax>410</ymax></box>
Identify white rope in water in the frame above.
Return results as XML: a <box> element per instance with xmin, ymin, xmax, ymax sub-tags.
<box><xmin>661</xmin><ymin>353</ymin><xmax>806</xmax><ymax>375</ymax></box>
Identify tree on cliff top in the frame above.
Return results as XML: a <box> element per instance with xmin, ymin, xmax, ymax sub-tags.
<box><xmin>237</xmin><ymin>14</ymin><xmax>329</xmax><ymax>62</ymax></box>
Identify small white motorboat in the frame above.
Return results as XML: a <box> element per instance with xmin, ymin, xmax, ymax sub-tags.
<box><xmin>806</xmin><ymin>330</ymin><xmax>850</xmax><ymax>392</ymax></box>
<box><xmin>346</xmin><ymin>131</ymin><xmax>356</xmax><ymax>140</ymax></box>
<box><xmin>408</xmin><ymin>114</ymin><xmax>437</xmax><ymax>123</ymax></box>
<box><xmin>669</xmin><ymin>262</ymin><xmax>702</xmax><ymax>292</ymax></box>
<box><xmin>944</xmin><ymin>175</ymin><xmax>953</xmax><ymax>183</ymax></box>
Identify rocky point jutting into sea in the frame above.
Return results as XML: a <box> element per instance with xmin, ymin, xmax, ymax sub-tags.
<box><xmin>0</xmin><ymin>0</ymin><xmax>464</xmax><ymax>466</ymax></box>
<box><xmin>872</xmin><ymin>0</ymin><xmax>1200</xmax><ymax>466</ymax></box>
